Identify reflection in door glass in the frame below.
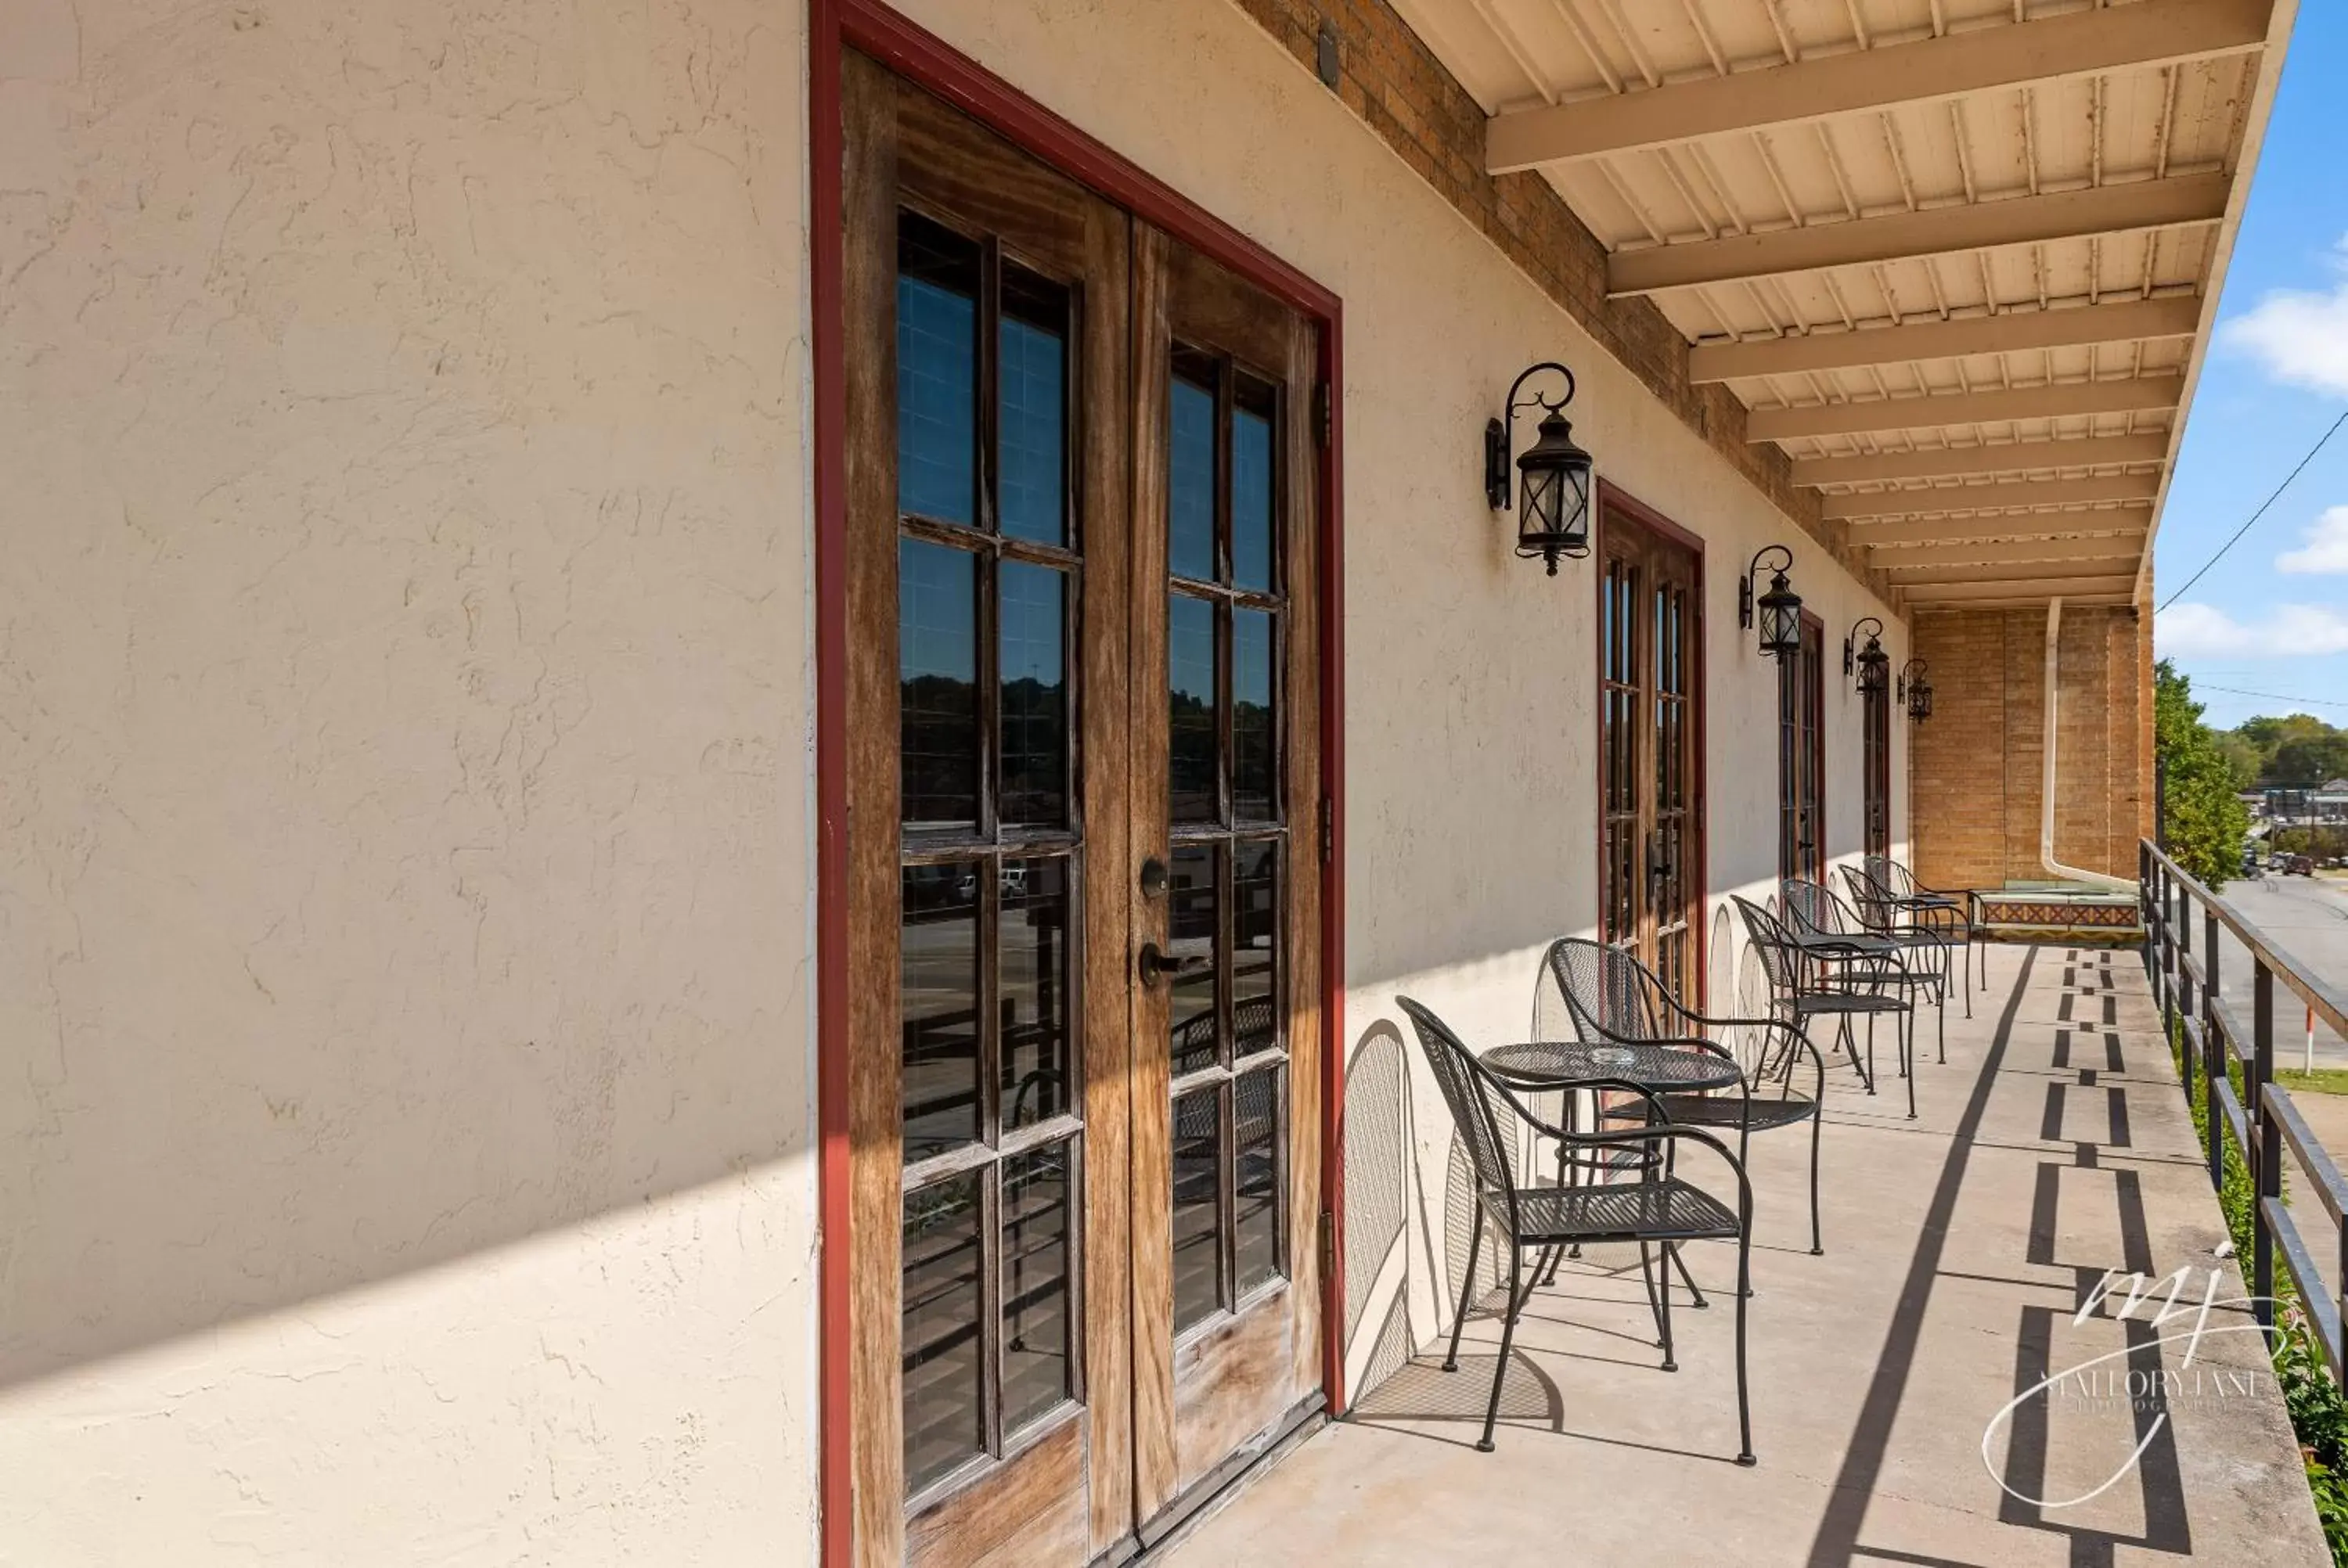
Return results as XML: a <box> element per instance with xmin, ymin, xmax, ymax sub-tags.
<box><xmin>899</xmin><ymin>539</ymin><xmax>979</xmax><ymax>829</ymax></box>
<box><xmin>1233</xmin><ymin>609</ymin><xmax>1276</xmax><ymax>822</ymax></box>
<box><xmin>1000</xmin><ymin>858</ymin><xmax>1071</xmax><ymax>1129</ymax></box>
<box><xmin>1171</xmin><ymin>1088</ymin><xmax>1223</xmax><ymax>1332</ymax></box>
<box><xmin>1169</xmin><ymin>844</ymin><xmax>1220</xmax><ymax>1077</ymax></box>
<box><xmin>999</xmin><ymin>562</ymin><xmax>1068</xmax><ymax>825</ymax></box>
<box><xmin>1169</xmin><ymin>594</ymin><xmax>1218</xmax><ymax>822</ymax></box>
<box><xmin>901</xmin><ymin>862</ymin><xmax>981</xmax><ymax>1160</ymax></box>
<box><xmin>1169</xmin><ymin>354</ymin><xmax>1217</xmax><ymax>581</ymax></box>
<box><xmin>1231</xmin><ymin>383</ymin><xmax>1275</xmax><ymax>591</ymax></box>
<box><xmin>1233</xmin><ymin>1067</ymin><xmax>1282</xmax><ymax>1296</ymax></box>
<box><xmin>999</xmin><ymin>269</ymin><xmax>1069</xmax><ymax>546</ymax></box>
<box><xmin>897</xmin><ymin>214</ymin><xmax>979</xmax><ymax>527</ymax></box>
<box><xmin>1002</xmin><ymin>1142</ymin><xmax>1075</xmax><ymax>1435</ymax></box>
<box><xmin>1232</xmin><ymin>843</ymin><xmax>1278</xmax><ymax>1057</ymax></box>
<box><xmin>902</xmin><ymin>1171</ymin><xmax>984</xmax><ymax>1493</ymax></box>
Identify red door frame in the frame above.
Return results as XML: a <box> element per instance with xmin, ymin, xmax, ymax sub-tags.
<box><xmin>1591</xmin><ymin>480</ymin><xmax>1709</xmax><ymax>1007</ymax></box>
<box><xmin>808</xmin><ymin>4</ymin><xmax>1349</xmax><ymax>1560</ymax></box>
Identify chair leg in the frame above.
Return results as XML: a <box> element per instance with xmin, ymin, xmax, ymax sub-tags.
<box><xmin>1658</xmin><ymin>1242</ymin><xmax>1678</xmax><ymax>1373</ymax></box>
<box><xmin>1636</xmin><ymin>1239</ymin><xmax>1666</xmax><ymax>1347</ymax></box>
<box><xmin>1479</xmin><ymin>1245</ymin><xmax>1524</xmax><ymax>1452</ymax></box>
<box><xmin>1733</xmin><ymin>1227</ymin><xmax>1756</xmax><ymax>1467</ymax></box>
<box><xmin>1903</xmin><ymin>1010</ymin><xmax>1918</xmax><ymax>1120</ymax></box>
<box><xmin>1807</xmin><ymin>1108</ymin><xmax>1824</xmax><ymax>1256</ymax></box>
<box><xmin>1444</xmin><ymin>1212</ymin><xmax>1484</xmax><ymax>1373</ymax></box>
<box><xmin>1936</xmin><ymin>979</ymin><xmax>1946</xmax><ymax>1064</ymax></box>
<box><xmin>1669</xmin><ymin>1241</ymin><xmax>1709</xmax><ymax>1309</ymax></box>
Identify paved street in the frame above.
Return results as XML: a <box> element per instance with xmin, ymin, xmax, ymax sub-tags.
<box><xmin>2202</xmin><ymin>872</ymin><xmax>2348</xmax><ymax>1070</ymax></box>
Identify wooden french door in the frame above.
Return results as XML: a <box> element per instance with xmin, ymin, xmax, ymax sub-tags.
<box><xmin>1597</xmin><ymin>495</ymin><xmax>1705</xmax><ymax>1002</ymax></box>
<box><xmin>1862</xmin><ymin>666</ymin><xmax>1891</xmax><ymax>861</ymax></box>
<box><xmin>840</xmin><ymin>56</ymin><xmax>1324</xmax><ymax>1568</ymax></box>
<box><xmin>1779</xmin><ymin>613</ymin><xmax>1827</xmax><ymax>884</ymax></box>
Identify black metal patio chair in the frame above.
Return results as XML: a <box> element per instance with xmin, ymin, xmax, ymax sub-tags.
<box><xmin>1840</xmin><ymin>861</ymin><xmax>1962</xmax><ymax>1045</ymax></box>
<box><xmin>1733</xmin><ymin>894</ymin><xmax>1920</xmax><ymax>1120</ymax></box>
<box><xmin>1539</xmin><ymin>937</ymin><xmax>1827</xmax><ymax>1256</ymax></box>
<box><xmin>1866</xmin><ymin>854</ymin><xmax>1984</xmax><ymax>1008</ymax></box>
<box><xmin>1786</xmin><ymin>874</ymin><xmax>1948</xmax><ymax>1070</ymax></box>
<box><xmin>1397</xmin><ymin>994</ymin><xmax>1755</xmax><ymax>1463</ymax></box>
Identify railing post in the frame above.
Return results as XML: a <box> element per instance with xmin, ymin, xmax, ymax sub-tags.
<box><xmin>2254</xmin><ymin>958</ymin><xmax>2277</xmax><ymax>1333</ymax></box>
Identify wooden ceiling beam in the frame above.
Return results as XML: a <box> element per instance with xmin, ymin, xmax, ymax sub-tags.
<box><xmin>1609</xmin><ymin>174</ymin><xmax>2228</xmax><ymax>297</ymax></box>
<box><xmin>1846</xmin><ymin>504</ymin><xmax>2154</xmax><ymax>547</ymax></box>
<box><xmin>1689</xmin><ymin>296</ymin><xmax>2200</xmax><ymax>383</ymax></box>
<box><xmin>1792</xmin><ymin>433</ymin><xmax>2171</xmax><ymax>487</ymax></box>
<box><xmin>1876</xmin><ymin>554</ymin><xmax>2148</xmax><ymax>584</ymax></box>
<box><xmin>1866</xmin><ymin>533</ymin><xmax>2148</xmax><ymax>569</ymax></box>
<box><xmin>1900</xmin><ymin>575</ymin><xmax>2140</xmax><ymax>602</ymax></box>
<box><xmin>1746</xmin><ymin>375</ymin><xmax>2184</xmax><ymax>442</ymax></box>
<box><xmin>1823</xmin><ymin>472</ymin><xmax>2163</xmax><ymax>521</ymax></box>
<box><xmin>1488</xmin><ymin>0</ymin><xmax>2270</xmax><ymax>171</ymax></box>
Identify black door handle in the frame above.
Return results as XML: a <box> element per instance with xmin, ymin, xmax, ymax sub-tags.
<box><xmin>1138</xmin><ymin>943</ymin><xmax>1212</xmax><ymax>987</ymax></box>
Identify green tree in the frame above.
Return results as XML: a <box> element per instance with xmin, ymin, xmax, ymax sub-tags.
<box><xmin>2155</xmin><ymin>660</ymin><xmax>2251</xmax><ymax>889</ymax></box>
<box><xmin>2228</xmin><ymin>711</ymin><xmax>2348</xmax><ymax>786</ymax></box>
<box><xmin>2271</xmin><ymin>733</ymin><xmax>2348</xmax><ymax>786</ymax></box>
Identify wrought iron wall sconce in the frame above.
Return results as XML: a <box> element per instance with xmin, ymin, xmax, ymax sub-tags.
<box><xmin>1485</xmin><ymin>361</ymin><xmax>1593</xmax><ymax>576</ymax></box>
<box><xmin>1844</xmin><ymin>617</ymin><xmax>1889</xmax><ymax>696</ymax></box>
<box><xmin>1739</xmin><ymin>545</ymin><xmax>1802</xmax><ymax>659</ymax></box>
<box><xmin>1898</xmin><ymin>660</ymin><xmax>1934</xmax><ymax>721</ymax></box>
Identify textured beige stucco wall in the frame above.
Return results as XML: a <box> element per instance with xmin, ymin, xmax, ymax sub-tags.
<box><xmin>884</xmin><ymin>0</ymin><xmax>1910</xmax><ymax>1396</ymax></box>
<box><xmin>0</xmin><ymin>2</ymin><xmax>818</xmax><ymax>1563</ymax></box>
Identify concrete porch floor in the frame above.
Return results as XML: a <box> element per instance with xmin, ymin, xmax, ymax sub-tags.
<box><xmin>1169</xmin><ymin>944</ymin><xmax>2329</xmax><ymax>1567</ymax></box>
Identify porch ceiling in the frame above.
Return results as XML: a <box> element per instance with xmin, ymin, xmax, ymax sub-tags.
<box><xmin>1388</xmin><ymin>0</ymin><xmax>2299</xmax><ymax>604</ymax></box>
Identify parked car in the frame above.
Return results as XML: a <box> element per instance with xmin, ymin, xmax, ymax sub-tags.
<box><xmin>2287</xmin><ymin>854</ymin><xmax>2316</xmax><ymax>876</ymax></box>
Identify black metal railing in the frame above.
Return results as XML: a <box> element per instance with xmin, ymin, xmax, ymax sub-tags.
<box><xmin>2141</xmin><ymin>838</ymin><xmax>2348</xmax><ymax>1372</ymax></box>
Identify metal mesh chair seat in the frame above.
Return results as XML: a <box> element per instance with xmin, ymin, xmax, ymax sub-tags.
<box><xmin>1511</xmin><ymin>1177</ymin><xmax>1741</xmax><ymax>1245</ymax></box>
<box><xmin>1786</xmin><ymin>987</ymin><xmax>1910</xmax><ymax>1019</ymax></box>
<box><xmin>1635</xmin><ymin>1090</ymin><xmax>1817</xmax><ymax>1135</ymax></box>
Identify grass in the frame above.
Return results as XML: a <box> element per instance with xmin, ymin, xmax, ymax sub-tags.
<box><xmin>2275</xmin><ymin>1068</ymin><xmax>2348</xmax><ymax>1098</ymax></box>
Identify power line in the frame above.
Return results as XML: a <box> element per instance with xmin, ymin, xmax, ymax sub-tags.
<box><xmin>2155</xmin><ymin>408</ymin><xmax>2348</xmax><ymax>610</ymax></box>
<box><xmin>2198</xmin><ymin>682</ymin><xmax>2348</xmax><ymax>712</ymax></box>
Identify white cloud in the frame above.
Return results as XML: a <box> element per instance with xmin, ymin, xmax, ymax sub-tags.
<box><xmin>2156</xmin><ymin>601</ymin><xmax>2348</xmax><ymax>656</ymax></box>
<box><xmin>2218</xmin><ymin>239</ymin><xmax>2348</xmax><ymax>395</ymax></box>
<box><xmin>2278</xmin><ymin>505</ymin><xmax>2348</xmax><ymax>574</ymax></box>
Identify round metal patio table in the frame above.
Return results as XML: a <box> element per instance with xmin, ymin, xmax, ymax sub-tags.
<box><xmin>1484</xmin><ymin>1039</ymin><xmax>1741</xmax><ymax>1096</ymax></box>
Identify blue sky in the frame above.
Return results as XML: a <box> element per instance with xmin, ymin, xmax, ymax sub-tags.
<box><xmin>2152</xmin><ymin>5</ymin><xmax>2348</xmax><ymax>730</ymax></box>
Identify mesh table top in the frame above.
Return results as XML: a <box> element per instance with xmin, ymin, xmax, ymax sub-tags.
<box><xmin>1484</xmin><ymin>1040</ymin><xmax>1741</xmax><ymax>1094</ymax></box>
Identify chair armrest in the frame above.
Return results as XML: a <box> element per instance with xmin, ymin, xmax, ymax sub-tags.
<box><xmin>1478</xmin><ymin>1073</ymin><xmax>1673</xmax><ymax>1143</ymax></box>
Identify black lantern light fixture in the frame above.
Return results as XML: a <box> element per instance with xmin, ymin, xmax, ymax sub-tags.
<box><xmin>1898</xmin><ymin>659</ymin><xmax>1934</xmax><ymax>722</ymax></box>
<box><xmin>1485</xmin><ymin>361</ymin><xmax>1594</xmax><ymax>576</ymax></box>
<box><xmin>1739</xmin><ymin>544</ymin><xmax>1802</xmax><ymax>659</ymax></box>
<box><xmin>1844</xmin><ymin>617</ymin><xmax>1889</xmax><ymax>696</ymax></box>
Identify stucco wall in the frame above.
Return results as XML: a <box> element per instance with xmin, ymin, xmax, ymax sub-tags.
<box><xmin>2</xmin><ymin>0</ymin><xmax>1917</xmax><ymax>1555</ymax></box>
<box><xmin>883</xmin><ymin>0</ymin><xmax>1910</xmax><ymax>1397</ymax></box>
<box><xmin>0</xmin><ymin>2</ymin><xmax>819</xmax><ymax>1563</ymax></box>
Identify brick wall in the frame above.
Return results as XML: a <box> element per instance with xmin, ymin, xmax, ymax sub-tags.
<box><xmin>1912</xmin><ymin>605</ymin><xmax>2147</xmax><ymax>890</ymax></box>
<box><xmin>1225</xmin><ymin>0</ymin><xmax>1891</xmax><ymax>596</ymax></box>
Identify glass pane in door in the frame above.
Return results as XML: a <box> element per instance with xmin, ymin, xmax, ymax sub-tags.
<box><xmin>891</xmin><ymin>201</ymin><xmax>1089</xmax><ymax>1502</ymax></box>
<box><xmin>1161</xmin><ymin>338</ymin><xmax>1291</xmax><ymax>1340</ymax></box>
